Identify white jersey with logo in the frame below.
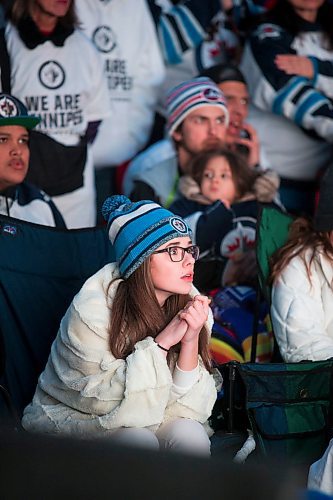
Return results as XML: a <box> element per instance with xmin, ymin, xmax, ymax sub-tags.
<box><xmin>76</xmin><ymin>0</ymin><xmax>165</xmax><ymax>167</ymax></box>
<box><xmin>5</xmin><ymin>22</ymin><xmax>110</xmax><ymax>228</ymax></box>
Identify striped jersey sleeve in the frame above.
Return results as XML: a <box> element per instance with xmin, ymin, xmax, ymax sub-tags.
<box><xmin>245</xmin><ymin>23</ymin><xmax>333</xmax><ymax>142</ymax></box>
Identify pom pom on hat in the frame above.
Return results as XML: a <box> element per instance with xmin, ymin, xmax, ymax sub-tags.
<box><xmin>102</xmin><ymin>195</ymin><xmax>192</xmax><ymax>278</ymax></box>
<box><xmin>101</xmin><ymin>194</ymin><xmax>130</xmax><ymax>221</ymax></box>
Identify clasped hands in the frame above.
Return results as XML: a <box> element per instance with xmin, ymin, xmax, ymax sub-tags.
<box><xmin>155</xmin><ymin>295</ymin><xmax>210</xmax><ymax>352</ymax></box>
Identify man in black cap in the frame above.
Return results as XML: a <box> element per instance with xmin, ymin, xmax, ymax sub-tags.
<box><xmin>201</xmin><ymin>64</ymin><xmax>258</xmax><ymax>164</ymax></box>
<box><xmin>0</xmin><ymin>93</ymin><xmax>66</xmax><ymax>227</ymax></box>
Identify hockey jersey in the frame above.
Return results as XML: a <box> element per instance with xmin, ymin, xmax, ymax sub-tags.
<box><xmin>76</xmin><ymin>0</ymin><xmax>165</xmax><ymax>167</ymax></box>
<box><xmin>5</xmin><ymin>19</ymin><xmax>110</xmax><ymax>227</ymax></box>
<box><xmin>241</xmin><ymin>17</ymin><xmax>333</xmax><ymax>143</ymax></box>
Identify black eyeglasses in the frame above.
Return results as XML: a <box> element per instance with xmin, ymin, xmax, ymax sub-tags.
<box><xmin>153</xmin><ymin>245</ymin><xmax>200</xmax><ymax>262</ymax></box>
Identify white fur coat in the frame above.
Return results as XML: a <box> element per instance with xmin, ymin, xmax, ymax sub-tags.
<box><xmin>22</xmin><ymin>263</ymin><xmax>217</xmax><ymax>437</ymax></box>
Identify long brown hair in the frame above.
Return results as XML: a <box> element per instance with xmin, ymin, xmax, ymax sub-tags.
<box><xmin>270</xmin><ymin>217</ymin><xmax>333</xmax><ymax>284</ymax></box>
<box><xmin>10</xmin><ymin>0</ymin><xmax>79</xmax><ymax>29</ymax></box>
<box><xmin>265</xmin><ymin>0</ymin><xmax>333</xmax><ymax>50</ymax></box>
<box><xmin>190</xmin><ymin>147</ymin><xmax>257</xmax><ymax>201</ymax></box>
<box><xmin>107</xmin><ymin>259</ymin><xmax>212</xmax><ymax>371</ymax></box>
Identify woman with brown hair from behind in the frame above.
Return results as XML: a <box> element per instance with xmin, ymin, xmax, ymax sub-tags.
<box><xmin>270</xmin><ymin>166</ymin><xmax>333</xmax><ymax>363</ymax></box>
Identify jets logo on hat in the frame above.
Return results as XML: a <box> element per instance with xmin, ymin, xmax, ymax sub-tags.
<box><xmin>2</xmin><ymin>224</ymin><xmax>17</xmax><ymax>236</ymax></box>
<box><xmin>256</xmin><ymin>24</ymin><xmax>282</xmax><ymax>41</ymax></box>
<box><xmin>0</xmin><ymin>96</ymin><xmax>18</xmax><ymax>118</ymax></box>
<box><xmin>38</xmin><ymin>61</ymin><xmax>65</xmax><ymax>90</ymax></box>
<box><xmin>93</xmin><ymin>26</ymin><xmax>116</xmax><ymax>53</ymax></box>
<box><xmin>203</xmin><ymin>87</ymin><xmax>221</xmax><ymax>102</ymax></box>
<box><xmin>170</xmin><ymin>217</ymin><xmax>188</xmax><ymax>234</ymax></box>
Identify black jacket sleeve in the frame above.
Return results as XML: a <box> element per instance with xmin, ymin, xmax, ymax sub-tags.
<box><xmin>130</xmin><ymin>180</ymin><xmax>161</xmax><ymax>204</ymax></box>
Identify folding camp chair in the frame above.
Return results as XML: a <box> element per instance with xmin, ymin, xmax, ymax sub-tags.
<box><xmin>255</xmin><ymin>206</ymin><xmax>294</xmax><ymax>306</ymax></box>
<box><xmin>0</xmin><ymin>214</ymin><xmax>114</xmax><ymax>427</ymax></box>
<box><xmin>250</xmin><ymin>205</ymin><xmax>294</xmax><ymax>362</ymax></box>
<box><xmin>218</xmin><ymin>206</ymin><xmax>333</xmax><ymax>466</ymax></box>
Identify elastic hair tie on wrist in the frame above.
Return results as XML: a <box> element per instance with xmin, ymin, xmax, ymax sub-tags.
<box><xmin>155</xmin><ymin>342</ymin><xmax>169</xmax><ymax>353</ymax></box>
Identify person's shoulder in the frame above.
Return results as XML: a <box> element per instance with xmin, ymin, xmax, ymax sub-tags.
<box><xmin>69</xmin><ymin>27</ymin><xmax>90</xmax><ymax>43</ymax></box>
<box><xmin>16</xmin><ymin>181</ymin><xmax>46</xmax><ymax>205</ymax></box>
<box><xmin>12</xmin><ymin>182</ymin><xmax>66</xmax><ymax>228</ymax></box>
<box><xmin>278</xmin><ymin>248</ymin><xmax>310</xmax><ymax>282</ymax></box>
<box><xmin>170</xmin><ymin>196</ymin><xmax>203</xmax><ymax>217</ymax></box>
<box><xmin>72</xmin><ymin>263</ymin><xmax>121</xmax><ymax>325</ymax></box>
<box><xmin>314</xmin><ymin>248</ymin><xmax>333</xmax><ymax>276</ymax></box>
<box><xmin>130</xmin><ymin>139</ymin><xmax>176</xmax><ymax>170</ymax></box>
<box><xmin>69</xmin><ymin>27</ymin><xmax>101</xmax><ymax>54</ymax></box>
<box><xmin>124</xmin><ymin>139</ymin><xmax>177</xmax><ymax>194</ymax></box>
<box><xmin>251</xmin><ymin>21</ymin><xmax>288</xmax><ymax>42</ymax></box>
<box><xmin>284</xmin><ymin>248</ymin><xmax>333</xmax><ymax>290</ymax></box>
<box><xmin>17</xmin><ymin>181</ymin><xmax>64</xmax><ymax>208</ymax></box>
<box><xmin>231</xmin><ymin>198</ymin><xmax>259</xmax><ymax>219</ymax></box>
<box><xmin>59</xmin><ymin>263</ymin><xmax>120</xmax><ymax>342</ymax></box>
<box><xmin>76</xmin><ymin>263</ymin><xmax>120</xmax><ymax>297</ymax></box>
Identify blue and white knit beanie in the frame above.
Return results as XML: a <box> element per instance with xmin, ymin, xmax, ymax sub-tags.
<box><xmin>166</xmin><ymin>76</ymin><xmax>229</xmax><ymax>136</ymax></box>
<box><xmin>102</xmin><ymin>195</ymin><xmax>192</xmax><ymax>278</ymax></box>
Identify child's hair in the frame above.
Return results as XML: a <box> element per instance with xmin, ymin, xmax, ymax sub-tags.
<box><xmin>107</xmin><ymin>258</ymin><xmax>212</xmax><ymax>371</ymax></box>
<box><xmin>190</xmin><ymin>148</ymin><xmax>257</xmax><ymax>201</ymax></box>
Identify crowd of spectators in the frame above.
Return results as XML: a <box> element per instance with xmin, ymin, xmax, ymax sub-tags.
<box><xmin>2</xmin><ymin>0</ymin><xmax>330</xmax><ymax>226</ymax></box>
<box><xmin>1</xmin><ymin>0</ymin><xmax>333</xmax><ymax>493</ymax></box>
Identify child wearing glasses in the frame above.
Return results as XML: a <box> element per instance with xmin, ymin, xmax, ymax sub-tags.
<box><xmin>22</xmin><ymin>195</ymin><xmax>219</xmax><ymax>456</ymax></box>
<box><xmin>170</xmin><ymin>147</ymin><xmax>280</xmax><ymax>292</ymax></box>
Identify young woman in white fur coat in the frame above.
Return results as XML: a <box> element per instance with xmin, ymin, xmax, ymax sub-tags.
<box><xmin>22</xmin><ymin>195</ymin><xmax>219</xmax><ymax>456</ymax></box>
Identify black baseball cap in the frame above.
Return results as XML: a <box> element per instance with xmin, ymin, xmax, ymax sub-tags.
<box><xmin>200</xmin><ymin>63</ymin><xmax>247</xmax><ymax>85</ymax></box>
<box><xmin>0</xmin><ymin>94</ymin><xmax>40</xmax><ymax>129</ymax></box>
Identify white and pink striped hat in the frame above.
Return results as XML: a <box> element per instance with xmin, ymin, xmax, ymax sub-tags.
<box><xmin>166</xmin><ymin>77</ymin><xmax>229</xmax><ymax>135</ymax></box>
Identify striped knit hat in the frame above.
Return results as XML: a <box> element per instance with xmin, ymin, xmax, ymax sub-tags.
<box><xmin>166</xmin><ymin>77</ymin><xmax>229</xmax><ymax>135</ymax></box>
<box><xmin>102</xmin><ymin>195</ymin><xmax>192</xmax><ymax>278</ymax></box>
